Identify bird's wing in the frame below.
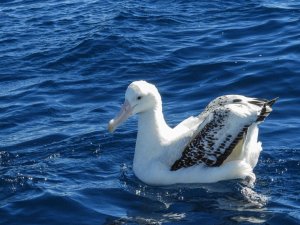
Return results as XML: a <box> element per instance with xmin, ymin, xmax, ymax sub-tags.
<box><xmin>171</xmin><ymin>104</ymin><xmax>260</xmax><ymax>170</ymax></box>
<box><xmin>173</xmin><ymin>116</ymin><xmax>204</xmax><ymax>132</ymax></box>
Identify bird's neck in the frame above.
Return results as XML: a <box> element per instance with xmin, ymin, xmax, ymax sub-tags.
<box><xmin>133</xmin><ymin>105</ymin><xmax>172</xmax><ymax>168</ymax></box>
<box><xmin>137</xmin><ymin>105</ymin><xmax>172</xmax><ymax>146</ymax></box>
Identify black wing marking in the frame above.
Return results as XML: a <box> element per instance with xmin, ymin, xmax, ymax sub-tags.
<box><xmin>170</xmin><ymin>97</ymin><xmax>278</xmax><ymax>171</ymax></box>
<box><xmin>171</xmin><ymin>107</ymin><xmax>253</xmax><ymax>171</ymax></box>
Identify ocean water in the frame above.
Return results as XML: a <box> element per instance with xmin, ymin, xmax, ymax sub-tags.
<box><xmin>0</xmin><ymin>0</ymin><xmax>300</xmax><ymax>224</ymax></box>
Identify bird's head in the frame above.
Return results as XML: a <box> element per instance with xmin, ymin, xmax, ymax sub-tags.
<box><xmin>108</xmin><ymin>81</ymin><xmax>161</xmax><ymax>133</ymax></box>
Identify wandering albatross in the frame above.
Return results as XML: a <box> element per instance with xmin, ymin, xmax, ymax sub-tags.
<box><xmin>108</xmin><ymin>81</ymin><xmax>277</xmax><ymax>185</ymax></box>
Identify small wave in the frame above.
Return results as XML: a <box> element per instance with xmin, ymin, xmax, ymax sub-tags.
<box><xmin>261</xmin><ymin>0</ymin><xmax>300</xmax><ymax>9</ymax></box>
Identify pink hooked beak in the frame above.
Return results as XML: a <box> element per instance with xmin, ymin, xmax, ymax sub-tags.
<box><xmin>108</xmin><ymin>100</ymin><xmax>133</xmax><ymax>133</ymax></box>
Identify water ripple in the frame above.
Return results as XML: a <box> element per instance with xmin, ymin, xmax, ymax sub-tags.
<box><xmin>1</xmin><ymin>0</ymin><xmax>300</xmax><ymax>224</ymax></box>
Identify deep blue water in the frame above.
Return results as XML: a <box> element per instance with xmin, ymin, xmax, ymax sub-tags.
<box><xmin>1</xmin><ymin>0</ymin><xmax>300</xmax><ymax>224</ymax></box>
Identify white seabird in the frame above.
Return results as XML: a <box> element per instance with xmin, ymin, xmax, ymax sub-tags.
<box><xmin>108</xmin><ymin>81</ymin><xmax>277</xmax><ymax>185</ymax></box>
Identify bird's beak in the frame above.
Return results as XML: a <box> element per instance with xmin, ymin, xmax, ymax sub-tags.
<box><xmin>108</xmin><ymin>100</ymin><xmax>133</xmax><ymax>133</ymax></box>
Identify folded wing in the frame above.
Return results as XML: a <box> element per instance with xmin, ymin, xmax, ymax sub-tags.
<box><xmin>171</xmin><ymin>104</ymin><xmax>258</xmax><ymax>170</ymax></box>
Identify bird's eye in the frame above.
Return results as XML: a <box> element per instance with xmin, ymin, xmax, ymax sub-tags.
<box><xmin>137</xmin><ymin>96</ymin><xmax>142</xmax><ymax>100</ymax></box>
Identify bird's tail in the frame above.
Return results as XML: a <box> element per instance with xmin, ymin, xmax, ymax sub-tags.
<box><xmin>256</xmin><ymin>97</ymin><xmax>278</xmax><ymax>122</ymax></box>
<box><xmin>266</xmin><ymin>97</ymin><xmax>279</xmax><ymax>107</ymax></box>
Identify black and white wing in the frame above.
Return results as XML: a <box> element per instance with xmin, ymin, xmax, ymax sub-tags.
<box><xmin>171</xmin><ymin>97</ymin><xmax>277</xmax><ymax>171</ymax></box>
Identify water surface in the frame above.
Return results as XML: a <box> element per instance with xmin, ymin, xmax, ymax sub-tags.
<box><xmin>0</xmin><ymin>0</ymin><xmax>300</xmax><ymax>224</ymax></box>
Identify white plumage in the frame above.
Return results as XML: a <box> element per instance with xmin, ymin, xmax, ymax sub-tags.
<box><xmin>108</xmin><ymin>81</ymin><xmax>277</xmax><ymax>185</ymax></box>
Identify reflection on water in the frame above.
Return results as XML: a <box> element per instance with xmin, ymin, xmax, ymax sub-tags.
<box><xmin>112</xmin><ymin>213</ymin><xmax>187</xmax><ymax>225</ymax></box>
<box><xmin>231</xmin><ymin>215</ymin><xmax>267</xmax><ymax>224</ymax></box>
<box><xmin>119</xmin><ymin>164</ymin><xmax>269</xmax><ymax>224</ymax></box>
<box><xmin>216</xmin><ymin>186</ymin><xmax>268</xmax><ymax>223</ymax></box>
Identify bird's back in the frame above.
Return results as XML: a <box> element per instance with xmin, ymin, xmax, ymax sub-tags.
<box><xmin>171</xmin><ymin>95</ymin><xmax>278</xmax><ymax>171</ymax></box>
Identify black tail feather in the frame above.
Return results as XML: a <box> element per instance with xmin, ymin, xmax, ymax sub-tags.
<box><xmin>267</xmin><ymin>97</ymin><xmax>279</xmax><ymax>107</ymax></box>
<box><xmin>256</xmin><ymin>97</ymin><xmax>278</xmax><ymax>122</ymax></box>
